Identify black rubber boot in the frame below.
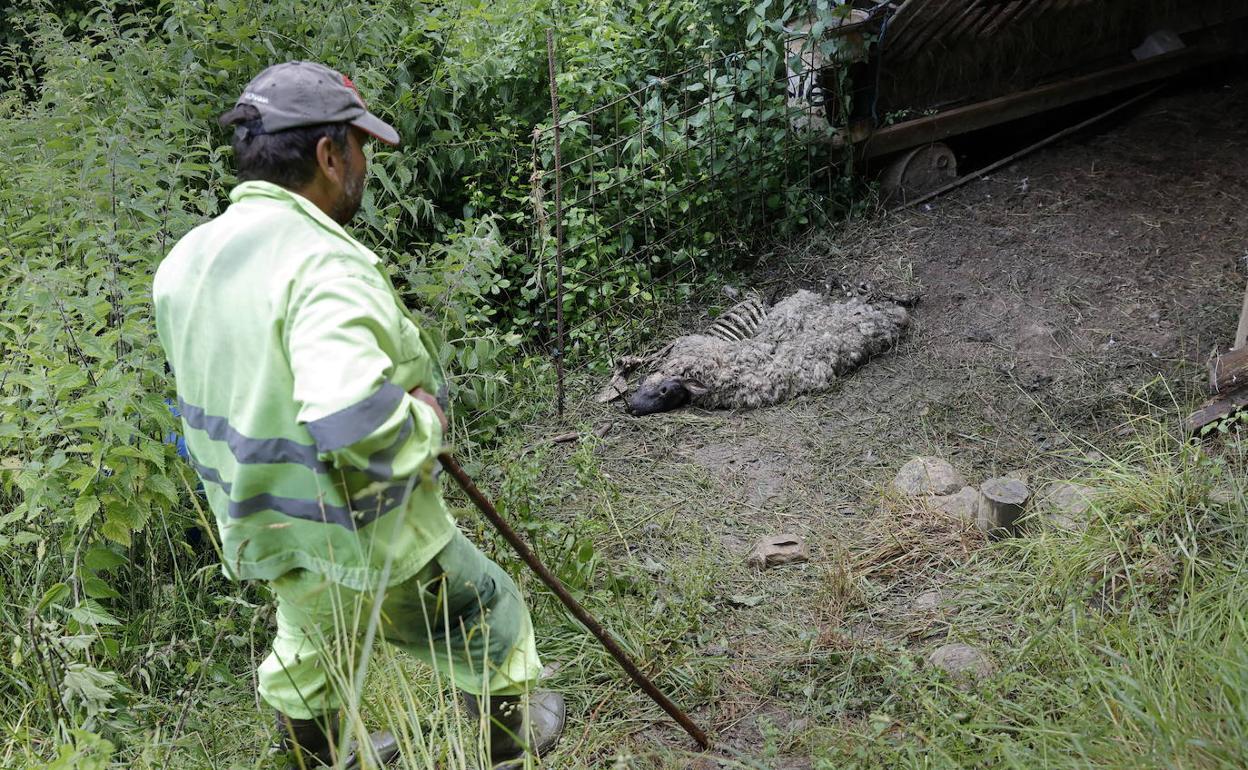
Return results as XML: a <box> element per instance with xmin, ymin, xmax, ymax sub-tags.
<box><xmin>274</xmin><ymin>711</ymin><xmax>401</xmax><ymax>769</ymax></box>
<box><xmin>462</xmin><ymin>691</ymin><xmax>566</xmax><ymax>768</ymax></box>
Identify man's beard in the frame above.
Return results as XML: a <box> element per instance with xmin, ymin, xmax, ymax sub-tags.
<box><xmin>330</xmin><ymin>156</ymin><xmax>365</xmax><ymax>225</ymax></box>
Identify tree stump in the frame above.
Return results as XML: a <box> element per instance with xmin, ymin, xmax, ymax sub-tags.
<box><xmin>976</xmin><ymin>477</ymin><xmax>1030</xmax><ymax>538</ymax></box>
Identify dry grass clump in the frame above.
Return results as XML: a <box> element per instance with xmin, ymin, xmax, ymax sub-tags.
<box><xmin>850</xmin><ymin>495</ymin><xmax>985</xmax><ymax>595</ymax></box>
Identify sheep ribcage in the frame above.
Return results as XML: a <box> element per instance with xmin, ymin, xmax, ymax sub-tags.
<box><xmin>706</xmin><ymin>297</ymin><xmax>767</xmax><ymax>342</ymax></box>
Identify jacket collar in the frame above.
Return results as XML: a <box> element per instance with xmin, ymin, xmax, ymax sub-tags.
<box><xmin>228</xmin><ymin>180</ymin><xmax>379</xmax><ymax>264</ymax></box>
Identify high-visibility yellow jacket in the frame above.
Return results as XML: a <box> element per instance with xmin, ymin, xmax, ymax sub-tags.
<box><xmin>153</xmin><ymin>181</ymin><xmax>453</xmax><ymax>590</ymax></box>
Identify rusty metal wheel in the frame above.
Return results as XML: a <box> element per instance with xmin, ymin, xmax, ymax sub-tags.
<box><xmin>879</xmin><ymin>142</ymin><xmax>957</xmax><ymax>204</ymax></box>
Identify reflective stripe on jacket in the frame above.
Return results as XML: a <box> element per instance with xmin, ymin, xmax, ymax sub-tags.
<box><xmin>153</xmin><ymin>181</ymin><xmax>453</xmax><ymax>590</ymax></box>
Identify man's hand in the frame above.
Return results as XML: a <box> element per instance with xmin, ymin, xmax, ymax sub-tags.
<box><xmin>410</xmin><ymin>387</ymin><xmax>449</xmax><ymax>433</ymax></box>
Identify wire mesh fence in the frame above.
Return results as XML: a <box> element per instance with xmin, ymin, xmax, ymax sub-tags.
<box><xmin>518</xmin><ymin>16</ymin><xmax>876</xmax><ymax>414</ymax></box>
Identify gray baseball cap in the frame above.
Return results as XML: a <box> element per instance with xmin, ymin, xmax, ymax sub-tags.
<box><xmin>221</xmin><ymin>61</ymin><xmax>400</xmax><ymax>146</ymax></box>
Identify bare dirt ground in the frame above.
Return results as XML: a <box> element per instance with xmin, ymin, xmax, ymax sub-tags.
<box><xmin>526</xmin><ymin>76</ymin><xmax>1248</xmax><ymax>767</ymax></box>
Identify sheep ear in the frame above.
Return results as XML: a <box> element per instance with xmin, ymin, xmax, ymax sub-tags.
<box><xmin>683</xmin><ymin>378</ymin><xmax>709</xmax><ymax>396</ymax></box>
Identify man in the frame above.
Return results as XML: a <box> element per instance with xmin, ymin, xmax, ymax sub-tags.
<box><xmin>153</xmin><ymin>61</ymin><xmax>565</xmax><ymax>768</ymax></box>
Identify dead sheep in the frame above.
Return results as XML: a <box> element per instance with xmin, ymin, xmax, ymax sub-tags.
<box><xmin>623</xmin><ymin>289</ymin><xmax>910</xmax><ymax>415</ymax></box>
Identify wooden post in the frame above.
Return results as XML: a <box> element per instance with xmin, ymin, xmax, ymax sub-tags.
<box><xmin>1206</xmin><ymin>278</ymin><xmax>1248</xmax><ymax>395</ymax></box>
<box><xmin>1233</xmin><ymin>276</ymin><xmax>1248</xmax><ymax>350</ymax></box>
<box><xmin>976</xmin><ymin>477</ymin><xmax>1030</xmax><ymax>539</ymax></box>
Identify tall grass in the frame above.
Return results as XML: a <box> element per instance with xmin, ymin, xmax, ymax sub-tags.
<box><xmin>818</xmin><ymin>414</ymin><xmax>1248</xmax><ymax>769</ymax></box>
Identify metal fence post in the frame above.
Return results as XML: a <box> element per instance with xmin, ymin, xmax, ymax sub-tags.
<box><xmin>546</xmin><ymin>28</ymin><xmax>567</xmax><ymax>419</ymax></box>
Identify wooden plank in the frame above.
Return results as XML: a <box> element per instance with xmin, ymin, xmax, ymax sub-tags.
<box><xmin>1210</xmin><ymin>347</ymin><xmax>1248</xmax><ymax>395</ymax></box>
<box><xmin>982</xmin><ymin>0</ymin><xmax>1047</xmax><ymax>36</ymax></box>
<box><xmin>1005</xmin><ymin>0</ymin><xmax>1052</xmax><ymax>27</ymax></box>
<box><xmin>1188</xmin><ymin>387</ymin><xmax>1248</xmax><ymax>435</ymax></box>
<box><xmin>950</xmin><ymin>4</ymin><xmax>993</xmax><ymax>44</ymax></box>
<box><xmin>884</xmin><ymin>0</ymin><xmax>941</xmax><ymax>57</ymax></box>
<box><xmin>857</xmin><ymin>46</ymin><xmax>1216</xmax><ymax>158</ymax></box>
<box><xmin>890</xmin><ymin>0</ymin><xmax>962</xmax><ymax>62</ymax></box>
<box><xmin>966</xmin><ymin>0</ymin><xmax>1016</xmax><ymax>39</ymax></box>
<box><xmin>908</xmin><ymin>0</ymin><xmax>974</xmax><ymax>58</ymax></box>
<box><xmin>900</xmin><ymin>84</ymin><xmax>1163</xmax><ymax>208</ymax></box>
<box><xmin>969</xmin><ymin>0</ymin><xmax>1039</xmax><ymax>38</ymax></box>
<box><xmin>882</xmin><ymin>0</ymin><xmax>932</xmax><ymax>48</ymax></box>
<box><xmin>938</xmin><ymin>2</ymin><xmax>986</xmax><ymax>47</ymax></box>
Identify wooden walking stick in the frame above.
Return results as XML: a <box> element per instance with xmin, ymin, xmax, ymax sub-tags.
<box><xmin>438</xmin><ymin>451</ymin><xmax>712</xmax><ymax>750</ymax></box>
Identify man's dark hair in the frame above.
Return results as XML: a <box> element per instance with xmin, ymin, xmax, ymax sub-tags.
<box><xmin>219</xmin><ymin>104</ymin><xmax>350</xmax><ymax>189</ymax></box>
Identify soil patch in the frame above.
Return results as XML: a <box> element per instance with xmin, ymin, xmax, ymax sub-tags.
<box><xmin>530</xmin><ymin>77</ymin><xmax>1248</xmax><ymax>766</ymax></box>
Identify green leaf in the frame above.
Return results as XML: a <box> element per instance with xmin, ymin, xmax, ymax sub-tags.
<box><xmin>68</xmin><ymin>465</ymin><xmax>99</xmax><ymax>493</ymax></box>
<box><xmin>82</xmin><ymin>576</ymin><xmax>121</xmax><ymax>601</ymax></box>
<box><xmin>59</xmin><ymin>665</ymin><xmax>124</xmax><ymax>720</ymax></box>
<box><xmin>100</xmin><ymin>517</ymin><xmax>132</xmax><ymax>548</ymax></box>
<box><xmin>73</xmin><ymin>495</ymin><xmax>101</xmax><ymax>528</ymax></box>
<box><xmin>67</xmin><ymin>600</ymin><xmax>121</xmax><ymax>627</ymax></box>
<box><xmin>83</xmin><ymin>545</ymin><xmax>127</xmax><ymax>574</ymax></box>
<box><xmin>38</xmin><ymin>583</ymin><xmax>71</xmax><ymax>613</ymax></box>
<box><xmin>144</xmin><ymin>472</ymin><xmax>179</xmax><ymax>504</ymax></box>
<box><xmin>44</xmin><ymin>728</ymin><xmax>115</xmax><ymax>770</ymax></box>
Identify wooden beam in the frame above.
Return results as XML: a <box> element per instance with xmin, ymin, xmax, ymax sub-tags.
<box><xmin>901</xmin><ymin>84</ymin><xmax>1163</xmax><ymax>209</ymax></box>
<box><xmin>881</xmin><ymin>0</ymin><xmax>932</xmax><ymax>53</ymax></box>
<box><xmin>892</xmin><ymin>0</ymin><xmax>962</xmax><ymax>63</ymax></box>
<box><xmin>1210</xmin><ymin>347</ymin><xmax>1248</xmax><ymax>396</ymax></box>
<box><xmin>981</xmin><ymin>0</ymin><xmax>1044</xmax><ymax>37</ymax></box>
<box><xmin>856</xmin><ymin>46</ymin><xmax>1218</xmax><ymax>158</ymax></box>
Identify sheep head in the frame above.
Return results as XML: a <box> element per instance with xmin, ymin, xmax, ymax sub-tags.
<box><xmin>626</xmin><ymin>372</ymin><xmax>709</xmax><ymax>415</ymax></box>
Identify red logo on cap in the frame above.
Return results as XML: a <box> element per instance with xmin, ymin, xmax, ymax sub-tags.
<box><xmin>342</xmin><ymin>74</ymin><xmax>367</xmax><ymax>107</ymax></box>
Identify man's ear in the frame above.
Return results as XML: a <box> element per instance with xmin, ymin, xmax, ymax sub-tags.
<box><xmin>315</xmin><ymin>135</ymin><xmax>344</xmax><ymax>186</ymax></box>
<box><xmin>682</xmin><ymin>378</ymin><xmax>709</xmax><ymax>397</ymax></box>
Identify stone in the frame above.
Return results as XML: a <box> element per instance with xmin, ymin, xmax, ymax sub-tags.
<box><xmin>747</xmin><ymin>534</ymin><xmax>810</xmax><ymax>569</ymax></box>
<box><xmin>1037</xmin><ymin>481</ymin><xmax>1095</xmax><ymax>531</ymax></box>
<box><xmin>540</xmin><ymin>662</ymin><xmax>563</xmax><ymax>679</ymax></box>
<box><xmin>931</xmin><ymin>485</ymin><xmax>979</xmax><ymax>522</ymax></box>
<box><xmin>913</xmin><ymin>589</ymin><xmax>943</xmax><ymax>612</ymax></box>
<box><xmin>892</xmin><ymin>457</ymin><xmax>965</xmax><ymax>496</ymax></box>
<box><xmin>928</xmin><ymin>643</ymin><xmax>995</xmax><ymax>680</ymax></box>
<box><xmin>595</xmin><ymin>372</ymin><xmax>628</xmax><ymax>403</ymax></box>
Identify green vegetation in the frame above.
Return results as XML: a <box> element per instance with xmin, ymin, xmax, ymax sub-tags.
<box><xmin>817</xmin><ymin>415</ymin><xmax>1248</xmax><ymax>769</ymax></box>
<box><xmin>0</xmin><ymin>0</ymin><xmax>839</xmax><ymax>765</ymax></box>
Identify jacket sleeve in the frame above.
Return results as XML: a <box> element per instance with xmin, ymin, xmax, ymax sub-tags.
<box><xmin>284</xmin><ymin>266</ymin><xmax>443</xmax><ymax>479</ymax></box>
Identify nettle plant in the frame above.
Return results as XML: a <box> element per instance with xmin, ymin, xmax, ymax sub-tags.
<box><xmin>519</xmin><ymin>0</ymin><xmax>856</xmax><ymax>358</ymax></box>
<box><xmin>0</xmin><ymin>7</ymin><xmax>235</xmax><ymax>742</ymax></box>
<box><xmin>0</xmin><ymin>0</ymin><xmax>862</xmax><ymax>753</ymax></box>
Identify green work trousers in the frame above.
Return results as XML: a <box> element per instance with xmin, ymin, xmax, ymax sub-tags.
<box><xmin>257</xmin><ymin>530</ymin><xmax>541</xmax><ymax>720</ymax></box>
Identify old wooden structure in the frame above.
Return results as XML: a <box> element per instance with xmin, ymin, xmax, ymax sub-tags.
<box><xmin>826</xmin><ymin>0</ymin><xmax>1248</xmax><ymax>177</ymax></box>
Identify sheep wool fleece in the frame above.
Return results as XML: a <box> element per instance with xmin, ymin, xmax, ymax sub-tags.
<box><xmin>153</xmin><ymin>181</ymin><xmax>540</xmax><ymax>716</ymax></box>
